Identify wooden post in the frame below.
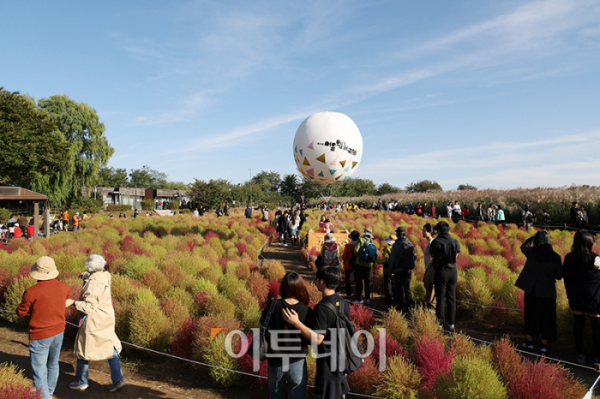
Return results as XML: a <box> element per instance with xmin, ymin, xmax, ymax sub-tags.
<box><xmin>43</xmin><ymin>208</ymin><xmax>50</xmax><ymax>238</ymax></box>
<box><xmin>33</xmin><ymin>202</ymin><xmax>39</xmax><ymax>240</ymax></box>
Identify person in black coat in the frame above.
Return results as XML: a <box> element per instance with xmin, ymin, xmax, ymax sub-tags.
<box><xmin>429</xmin><ymin>221</ymin><xmax>460</xmax><ymax>332</ymax></box>
<box><xmin>277</xmin><ymin>211</ymin><xmax>289</xmax><ymax>247</ymax></box>
<box><xmin>515</xmin><ymin>231</ymin><xmax>562</xmax><ymax>354</ymax></box>
<box><xmin>563</xmin><ymin>231</ymin><xmax>600</xmax><ymax>364</ymax></box>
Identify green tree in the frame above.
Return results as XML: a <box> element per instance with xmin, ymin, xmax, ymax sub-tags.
<box><xmin>457</xmin><ymin>184</ymin><xmax>477</xmax><ymax>191</ymax></box>
<box><xmin>252</xmin><ymin>171</ymin><xmax>281</xmax><ymax>199</ymax></box>
<box><xmin>0</xmin><ymin>88</ymin><xmax>71</xmax><ymax>205</ymax></box>
<box><xmin>280</xmin><ymin>174</ymin><xmax>299</xmax><ymax>199</ymax></box>
<box><xmin>377</xmin><ymin>182</ymin><xmax>401</xmax><ymax>195</ymax></box>
<box><xmin>405</xmin><ymin>180</ymin><xmax>443</xmax><ymax>193</ymax></box>
<box><xmin>190</xmin><ymin>178</ymin><xmax>231</xmax><ymax>208</ymax></box>
<box><xmin>336</xmin><ymin>178</ymin><xmax>377</xmax><ymax>197</ymax></box>
<box><xmin>129</xmin><ymin>165</ymin><xmax>168</xmax><ymax>189</ymax></box>
<box><xmin>97</xmin><ymin>166</ymin><xmax>129</xmax><ymax>187</ymax></box>
<box><xmin>37</xmin><ymin>95</ymin><xmax>114</xmax><ymax>200</ymax></box>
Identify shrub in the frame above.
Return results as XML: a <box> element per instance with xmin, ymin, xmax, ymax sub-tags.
<box><xmin>141</xmin><ymin>199</ymin><xmax>155</xmax><ymax>210</ymax></box>
<box><xmin>267</xmin><ymin>280</ymin><xmax>280</xmax><ymax>300</ymax></box>
<box><xmin>192</xmin><ymin>314</ymin><xmax>241</xmax><ymax>360</ymax></box>
<box><xmin>412</xmin><ymin>335</ymin><xmax>454</xmax><ymax>396</ymax></box>
<box><xmin>191</xmin><ymin>278</ymin><xmax>218</xmax><ymax>296</ymax></box>
<box><xmin>246</xmin><ymin>272</ymin><xmax>269</xmax><ymax>306</ymax></box>
<box><xmin>371</xmin><ymin>333</ymin><xmax>406</xmax><ymax>367</ymax></box>
<box><xmin>260</xmin><ymin>260</ymin><xmax>286</xmax><ymax>282</ymax></box>
<box><xmin>205</xmin><ymin>293</ymin><xmax>236</xmax><ymax>319</ymax></box>
<box><xmin>349</xmin><ymin>304</ymin><xmax>376</xmax><ymax>331</ymax></box>
<box><xmin>140</xmin><ymin>269</ymin><xmax>171</xmax><ymax>298</ymax></box>
<box><xmin>128</xmin><ymin>296</ymin><xmax>170</xmax><ymax>351</ymax></box>
<box><xmin>111</xmin><ymin>274</ymin><xmax>142</xmax><ymax>302</ymax></box>
<box><xmin>2</xmin><ymin>277</ymin><xmax>36</xmax><ymax>325</ymax></box>
<box><xmin>202</xmin><ymin>334</ymin><xmax>241</xmax><ymax>387</ymax></box>
<box><xmin>159</xmin><ymin>297</ymin><xmax>190</xmax><ymax>338</ymax></box>
<box><xmin>217</xmin><ymin>274</ymin><xmax>245</xmax><ymax>301</ymax></box>
<box><xmin>347</xmin><ymin>356</ymin><xmax>382</xmax><ymax>395</ymax></box>
<box><xmin>411</xmin><ymin>305</ymin><xmax>442</xmax><ymax>340</ymax></box>
<box><xmin>0</xmin><ymin>362</ymin><xmax>42</xmax><ymax>399</ymax></box>
<box><xmin>382</xmin><ymin>308</ymin><xmax>410</xmax><ymax>345</ymax></box>
<box><xmin>374</xmin><ymin>355</ymin><xmax>421</xmax><ymax>399</ymax></box>
<box><xmin>106</xmin><ymin>204</ymin><xmax>133</xmax><ymax>211</ymax></box>
<box><xmin>433</xmin><ymin>356</ymin><xmax>507</xmax><ymax>399</ymax></box>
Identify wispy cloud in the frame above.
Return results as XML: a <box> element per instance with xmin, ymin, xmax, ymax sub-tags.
<box><xmin>358</xmin><ymin>131</ymin><xmax>600</xmax><ymax>189</ymax></box>
<box><xmin>133</xmin><ymin>92</ymin><xmax>211</xmax><ymax>127</ymax></box>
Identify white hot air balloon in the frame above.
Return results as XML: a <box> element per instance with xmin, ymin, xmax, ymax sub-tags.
<box><xmin>293</xmin><ymin>112</ymin><xmax>363</xmax><ymax>185</ymax></box>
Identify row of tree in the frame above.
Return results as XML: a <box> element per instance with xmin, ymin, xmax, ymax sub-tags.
<box><xmin>97</xmin><ymin>165</ymin><xmax>189</xmax><ymax>190</ymax></box>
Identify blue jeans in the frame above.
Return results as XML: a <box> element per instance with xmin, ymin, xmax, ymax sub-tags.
<box><xmin>76</xmin><ymin>347</ymin><xmax>123</xmax><ymax>385</ymax></box>
<box><xmin>29</xmin><ymin>331</ymin><xmax>64</xmax><ymax>399</ymax></box>
<box><xmin>268</xmin><ymin>359</ymin><xmax>308</xmax><ymax>399</ymax></box>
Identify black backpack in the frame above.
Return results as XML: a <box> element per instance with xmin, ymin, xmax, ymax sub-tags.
<box><xmin>321</xmin><ymin>299</ymin><xmax>364</xmax><ymax>375</ymax></box>
<box><xmin>396</xmin><ymin>238</ymin><xmax>416</xmax><ymax>270</ymax></box>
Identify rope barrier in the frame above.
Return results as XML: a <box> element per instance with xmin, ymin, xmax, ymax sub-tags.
<box><xmin>0</xmin><ymin>308</ymin><xmax>387</xmax><ymax>399</ymax></box>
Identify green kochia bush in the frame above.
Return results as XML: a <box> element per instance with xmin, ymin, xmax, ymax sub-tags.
<box><xmin>433</xmin><ymin>356</ymin><xmax>507</xmax><ymax>399</ymax></box>
<box><xmin>374</xmin><ymin>355</ymin><xmax>421</xmax><ymax>399</ymax></box>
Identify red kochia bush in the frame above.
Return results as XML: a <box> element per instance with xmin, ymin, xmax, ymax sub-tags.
<box><xmin>0</xmin><ymin>241</ymin><xmax>12</xmax><ymax>253</ymax></box>
<box><xmin>492</xmin><ymin>337</ymin><xmax>586</xmax><ymax>399</ymax></box>
<box><xmin>236</xmin><ymin>242</ymin><xmax>247</xmax><ymax>255</ymax></box>
<box><xmin>267</xmin><ymin>280</ymin><xmax>280</xmax><ymax>300</ymax></box>
<box><xmin>412</xmin><ymin>335</ymin><xmax>454</xmax><ymax>396</ymax></box>
<box><xmin>349</xmin><ymin>304</ymin><xmax>376</xmax><ymax>331</ymax></box>
<box><xmin>204</xmin><ymin>231</ymin><xmax>220</xmax><ymax>240</ymax></box>
<box><xmin>346</xmin><ymin>355</ymin><xmax>382</xmax><ymax>395</ymax></box>
<box><xmin>172</xmin><ymin>317</ymin><xmax>199</xmax><ymax>358</ymax></box>
<box><xmin>371</xmin><ymin>335</ymin><xmax>406</xmax><ymax>366</ymax></box>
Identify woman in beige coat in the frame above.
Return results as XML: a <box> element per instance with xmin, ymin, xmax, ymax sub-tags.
<box><xmin>66</xmin><ymin>254</ymin><xmax>125</xmax><ymax>392</ymax></box>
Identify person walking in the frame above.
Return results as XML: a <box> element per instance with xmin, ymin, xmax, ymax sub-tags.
<box><xmin>261</xmin><ymin>272</ymin><xmax>313</xmax><ymax>399</ymax></box>
<box><xmin>289</xmin><ymin>211</ymin><xmax>301</xmax><ymax>247</ymax></box>
<box><xmin>475</xmin><ymin>203</ymin><xmax>484</xmax><ymax>221</ymax></box>
<box><xmin>277</xmin><ymin>211</ymin><xmax>289</xmax><ymax>247</ymax></box>
<box><xmin>515</xmin><ymin>231</ymin><xmax>562</xmax><ymax>354</ymax></box>
<box><xmin>342</xmin><ymin>231</ymin><xmax>360</xmax><ymax>299</ymax></box>
<box><xmin>522</xmin><ymin>205</ymin><xmax>535</xmax><ymax>230</ymax></box>
<box><xmin>353</xmin><ymin>229</ymin><xmax>377</xmax><ymax>306</ymax></box>
<box><xmin>67</xmin><ymin>255</ymin><xmax>125</xmax><ymax>392</ymax></box>
<box><xmin>422</xmin><ymin>223</ymin><xmax>435</xmax><ymax>308</ymax></box>
<box><xmin>487</xmin><ymin>205</ymin><xmax>496</xmax><ymax>223</ymax></box>
<box><xmin>321</xmin><ymin>233</ymin><xmax>340</xmax><ymax>268</ymax></box>
<box><xmin>496</xmin><ymin>205</ymin><xmax>505</xmax><ymax>224</ymax></box>
<box><xmin>389</xmin><ymin>227</ymin><xmax>416</xmax><ymax>312</ymax></box>
<box><xmin>378</xmin><ymin>233</ymin><xmax>396</xmax><ymax>309</ymax></box>
<box><xmin>245</xmin><ymin>205</ymin><xmax>253</xmax><ymax>219</ymax></box>
<box><xmin>72</xmin><ymin>212</ymin><xmax>80</xmax><ymax>232</ymax></box>
<box><xmin>430</xmin><ymin>221</ymin><xmax>460</xmax><ymax>332</ymax></box>
<box><xmin>17</xmin><ymin>256</ymin><xmax>70</xmax><ymax>399</ymax></box>
<box><xmin>562</xmin><ymin>231</ymin><xmax>600</xmax><ymax>365</ymax></box>
<box><xmin>61</xmin><ymin>210</ymin><xmax>69</xmax><ymax>232</ymax></box>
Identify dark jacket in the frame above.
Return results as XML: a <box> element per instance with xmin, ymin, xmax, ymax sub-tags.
<box><xmin>277</xmin><ymin>214</ymin><xmax>289</xmax><ymax>232</ymax></box>
<box><xmin>389</xmin><ymin>236</ymin><xmax>416</xmax><ymax>274</ymax></box>
<box><xmin>430</xmin><ymin>232</ymin><xmax>460</xmax><ymax>269</ymax></box>
<box><xmin>563</xmin><ymin>253</ymin><xmax>600</xmax><ymax>313</ymax></box>
<box><xmin>514</xmin><ymin>238</ymin><xmax>562</xmax><ymax>298</ymax></box>
<box><xmin>244</xmin><ymin>207</ymin><xmax>252</xmax><ymax>218</ymax></box>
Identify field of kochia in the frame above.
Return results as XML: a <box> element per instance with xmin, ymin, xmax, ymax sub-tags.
<box><xmin>0</xmin><ymin>210</ymin><xmax>596</xmax><ymax>399</ymax></box>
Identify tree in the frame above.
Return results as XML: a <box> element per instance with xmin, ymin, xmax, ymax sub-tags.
<box><xmin>37</xmin><ymin>95</ymin><xmax>114</xmax><ymax>200</ymax></box>
<box><xmin>405</xmin><ymin>180</ymin><xmax>443</xmax><ymax>193</ymax></box>
<box><xmin>190</xmin><ymin>178</ymin><xmax>231</xmax><ymax>208</ymax></box>
<box><xmin>457</xmin><ymin>184</ymin><xmax>477</xmax><ymax>191</ymax></box>
<box><xmin>252</xmin><ymin>171</ymin><xmax>281</xmax><ymax>198</ymax></box>
<box><xmin>97</xmin><ymin>167</ymin><xmax>128</xmax><ymax>187</ymax></box>
<box><xmin>377</xmin><ymin>182</ymin><xmax>401</xmax><ymax>195</ymax></box>
<box><xmin>280</xmin><ymin>174</ymin><xmax>299</xmax><ymax>199</ymax></box>
<box><xmin>0</xmin><ymin>88</ymin><xmax>71</xmax><ymax>205</ymax></box>
<box><xmin>336</xmin><ymin>178</ymin><xmax>377</xmax><ymax>197</ymax></box>
<box><xmin>129</xmin><ymin>165</ymin><xmax>168</xmax><ymax>189</ymax></box>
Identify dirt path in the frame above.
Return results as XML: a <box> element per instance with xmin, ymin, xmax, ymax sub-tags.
<box><xmin>0</xmin><ymin>320</ymin><xmax>255</xmax><ymax>399</ymax></box>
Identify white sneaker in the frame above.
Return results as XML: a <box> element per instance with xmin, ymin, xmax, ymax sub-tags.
<box><xmin>283</xmin><ymin>243</ymin><xmax>288</xmax><ymax>247</ymax></box>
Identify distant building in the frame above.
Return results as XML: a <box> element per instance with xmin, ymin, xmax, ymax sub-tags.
<box><xmin>144</xmin><ymin>189</ymin><xmax>192</xmax><ymax>206</ymax></box>
<box><xmin>82</xmin><ymin>187</ymin><xmax>145</xmax><ymax>209</ymax></box>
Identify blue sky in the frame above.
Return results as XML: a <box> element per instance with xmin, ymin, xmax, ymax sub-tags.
<box><xmin>2</xmin><ymin>0</ymin><xmax>600</xmax><ymax>190</ymax></box>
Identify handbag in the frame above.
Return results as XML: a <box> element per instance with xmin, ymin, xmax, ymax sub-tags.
<box><xmin>254</xmin><ymin>299</ymin><xmax>279</xmax><ymax>361</ymax></box>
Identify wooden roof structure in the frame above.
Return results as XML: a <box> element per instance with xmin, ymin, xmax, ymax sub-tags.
<box><xmin>0</xmin><ymin>187</ymin><xmax>48</xmax><ymax>201</ymax></box>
